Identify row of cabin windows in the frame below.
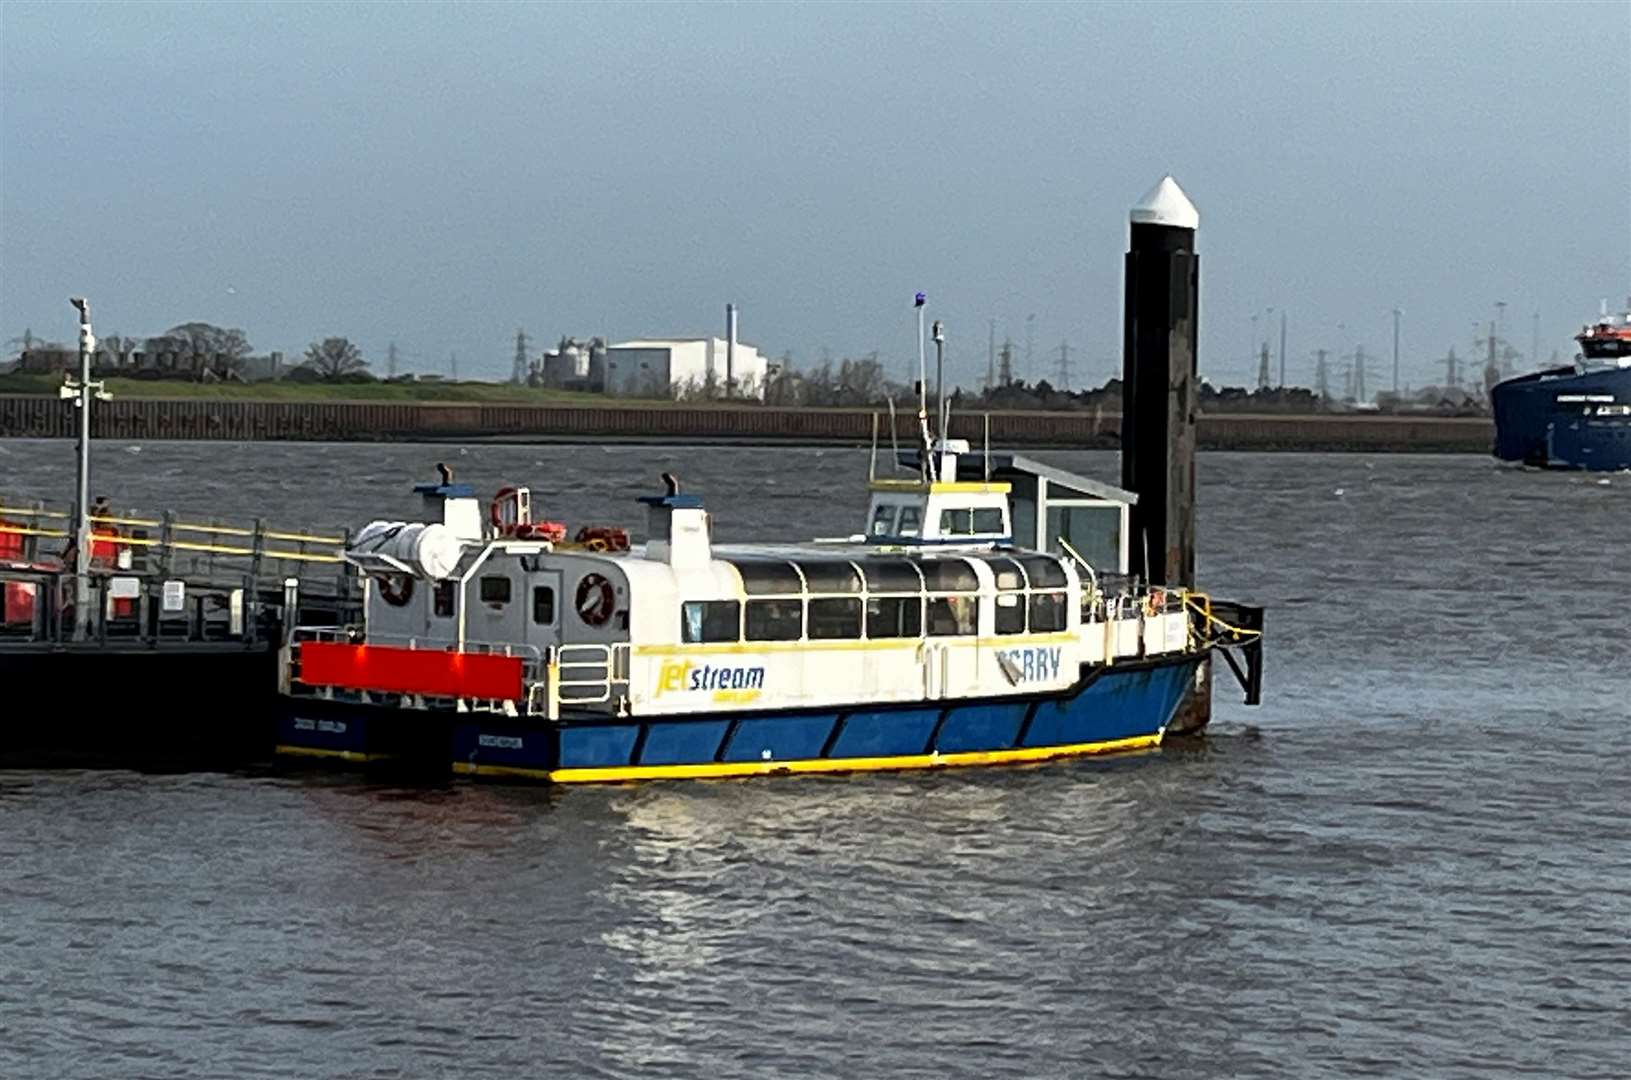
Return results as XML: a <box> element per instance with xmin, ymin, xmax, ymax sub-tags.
<box><xmin>726</xmin><ymin>554</ymin><xmax>1066</xmax><ymax>595</ymax></box>
<box><xmin>868</xmin><ymin>504</ymin><xmax>1006</xmax><ymax>538</ymax></box>
<box><xmin>431</xmin><ymin>578</ymin><xmax>557</xmax><ymax>627</ymax></box>
<box><xmin>680</xmin><ymin>592</ymin><xmax>1067</xmax><ymax>644</ymax></box>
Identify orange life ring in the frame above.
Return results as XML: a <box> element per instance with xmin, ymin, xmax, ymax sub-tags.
<box><xmin>574</xmin><ymin>573</ymin><xmax>615</xmax><ymax>626</ymax></box>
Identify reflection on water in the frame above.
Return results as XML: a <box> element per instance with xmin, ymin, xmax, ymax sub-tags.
<box><xmin>2</xmin><ymin>442</ymin><xmax>1629</xmax><ymax>1078</ymax></box>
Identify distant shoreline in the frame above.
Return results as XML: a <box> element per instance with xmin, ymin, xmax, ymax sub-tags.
<box><xmin>0</xmin><ymin>394</ymin><xmax>1492</xmax><ymax>453</ymax></box>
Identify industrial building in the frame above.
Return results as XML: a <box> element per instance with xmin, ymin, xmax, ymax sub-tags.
<box><xmin>531</xmin><ymin>306</ymin><xmax>768</xmax><ymax>400</ymax></box>
<box><xmin>601</xmin><ymin>337</ymin><xmax>767</xmax><ymax>400</ymax></box>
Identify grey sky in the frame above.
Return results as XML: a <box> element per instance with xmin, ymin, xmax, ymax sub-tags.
<box><xmin>2</xmin><ymin>1</ymin><xmax>1627</xmax><ymax>391</ymax></box>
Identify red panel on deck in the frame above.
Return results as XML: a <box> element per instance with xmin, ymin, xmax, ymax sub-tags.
<box><xmin>4</xmin><ymin>582</ymin><xmax>35</xmax><ymax>624</ymax></box>
<box><xmin>298</xmin><ymin>641</ymin><xmax>524</xmax><ymax>701</ymax></box>
<box><xmin>0</xmin><ymin>520</ymin><xmax>24</xmax><ymax>561</ymax></box>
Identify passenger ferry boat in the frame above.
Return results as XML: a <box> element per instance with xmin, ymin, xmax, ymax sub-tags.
<box><xmin>1492</xmin><ymin>301</ymin><xmax>1631</xmax><ymax>471</ymax></box>
<box><xmin>275</xmin><ymin>442</ymin><xmax>1263</xmax><ymax>784</ymax></box>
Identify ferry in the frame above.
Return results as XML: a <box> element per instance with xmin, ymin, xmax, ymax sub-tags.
<box><xmin>275</xmin><ymin>441</ymin><xmax>1263</xmax><ymax>784</ymax></box>
<box><xmin>1491</xmin><ymin>301</ymin><xmax>1631</xmax><ymax>471</ymax></box>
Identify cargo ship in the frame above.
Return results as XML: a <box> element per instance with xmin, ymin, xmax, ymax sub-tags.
<box><xmin>1491</xmin><ymin>302</ymin><xmax>1631</xmax><ymax>471</ymax></box>
<box><xmin>274</xmin><ymin>442</ymin><xmax>1263</xmax><ymax>784</ymax></box>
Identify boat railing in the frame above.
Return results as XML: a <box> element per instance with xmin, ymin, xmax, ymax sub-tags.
<box><xmin>547</xmin><ymin>642</ymin><xmax>631</xmax><ymax>719</ymax></box>
<box><xmin>283</xmin><ymin>627</ymin><xmax>549</xmax><ymax>715</ymax></box>
<box><xmin>0</xmin><ymin>564</ymin><xmax>271</xmax><ymax>648</ymax></box>
<box><xmin>0</xmin><ymin>496</ymin><xmax>354</xmax><ymax>605</ymax></box>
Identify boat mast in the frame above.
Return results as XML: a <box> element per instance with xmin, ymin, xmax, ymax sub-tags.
<box><xmin>914</xmin><ymin>292</ymin><xmax>935</xmax><ymax>480</ymax></box>
<box><xmin>932</xmin><ymin>317</ymin><xmax>946</xmax><ymax>448</ymax></box>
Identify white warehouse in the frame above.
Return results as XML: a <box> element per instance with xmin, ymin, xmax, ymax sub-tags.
<box><xmin>602</xmin><ymin>337</ymin><xmax>768</xmax><ymax>400</ymax></box>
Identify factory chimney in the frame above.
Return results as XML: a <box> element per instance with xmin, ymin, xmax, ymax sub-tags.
<box><xmin>725</xmin><ymin>303</ymin><xmax>738</xmax><ymax>399</ymax></box>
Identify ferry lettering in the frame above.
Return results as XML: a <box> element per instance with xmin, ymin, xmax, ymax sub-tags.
<box><xmin>478</xmin><ymin>734</ymin><xmax>524</xmax><ymax>750</ymax></box>
<box><xmin>293</xmin><ymin>717</ymin><xmax>315</xmax><ymax>731</ymax></box>
<box><xmin>656</xmin><ymin>660</ymin><xmax>766</xmax><ymax>695</ymax></box>
<box><xmin>691</xmin><ymin>664</ymin><xmax>765</xmax><ymax>691</ymax></box>
<box><xmin>1004</xmin><ymin>646</ymin><xmax>1062</xmax><ymax>682</ymax></box>
<box><xmin>657</xmin><ymin>660</ymin><xmax>693</xmax><ymax>695</ymax></box>
<box><xmin>316</xmin><ymin>720</ymin><xmax>347</xmax><ymax>734</ymax></box>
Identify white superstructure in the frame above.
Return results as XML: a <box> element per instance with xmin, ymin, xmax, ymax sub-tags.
<box><xmin>311</xmin><ymin>445</ymin><xmax>1195</xmax><ymax>724</ymax></box>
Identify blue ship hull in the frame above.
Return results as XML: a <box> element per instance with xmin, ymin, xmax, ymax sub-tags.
<box><xmin>277</xmin><ymin>653</ymin><xmax>1202</xmax><ymax>784</ymax></box>
<box><xmin>1491</xmin><ymin>365</ymin><xmax>1631</xmax><ymax>471</ymax></box>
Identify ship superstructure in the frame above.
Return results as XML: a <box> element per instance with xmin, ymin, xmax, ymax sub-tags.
<box><xmin>1492</xmin><ymin>301</ymin><xmax>1631</xmax><ymax>470</ymax></box>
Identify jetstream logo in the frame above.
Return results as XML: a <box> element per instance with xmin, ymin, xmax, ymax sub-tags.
<box><xmin>656</xmin><ymin>660</ymin><xmax>766</xmax><ymax>701</ymax></box>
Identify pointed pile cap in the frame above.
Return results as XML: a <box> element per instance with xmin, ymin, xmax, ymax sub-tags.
<box><xmin>1130</xmin><ymin>175</ymin><xmax>1199</xmax><ymax>230</ymax></box>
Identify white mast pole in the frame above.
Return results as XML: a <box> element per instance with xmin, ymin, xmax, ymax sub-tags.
<box><xmin>915</xmin><ymin>292</ymin><xmax>935</xmax><ymax>481</ymax></box>
<box><xmin>66</xmin><ymin>296</ymin><xmax>103</xmax><ymax>642</ymax></box>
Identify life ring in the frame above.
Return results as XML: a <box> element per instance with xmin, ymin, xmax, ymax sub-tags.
<box><xmin>378</xmin><ymin>573</ymin><xmax>415</xmax><ymax>607</ymax></box>
<box><xmin>574</xmin><ymin>573</ymin><xmax>616</xmax><ymax>626</ymax></box>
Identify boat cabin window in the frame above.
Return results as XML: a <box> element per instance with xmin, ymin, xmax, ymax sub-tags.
<box><xmin>1029</xmin><ymin>592</ymin><xmax>1067</xmax><ymax>632</ymax></box>
<box><xmin>858</xmin><ymin>558</ymin><xmax>923</xmax><ymax>593</ymax></box>
<box><xmin>896</xmin><ymin>505</ymin><xmax>922</xmax><ymax>537</ymax></box>
<box><xmin>869</xmin><ymin>504</ymin><xmax>897</xmax><ymax>537</ymax></box>
<box><xmin>927</xmin><ymin>596</ymin><xmax>979</xmax><ymax>636</ymax></box>
<box><xmin>682</xmin><ymin>600</ymin><xmax>740</xmax><ymax>643</ymax></box>
<box><xmin>732</xmin><ymin>559</ymin><xmax>803</xmax><ymax>595</ymax></box>
<box><xmin>920</xmin><ymin>558</ymin><xmax>978</xmax><ymax>593</ymax></box>
<box><xmin>1016</xmin><ymin>555</ymin><xmax>1068</xmax><ymax>589</ymax></box>
<box><xmin>988</xmin><ymin>557</ymin><xmax>1026</xmax><ymax>591</ymax></box>
<box><xmin>480</xmin><ymin>576</ymin><xmax>511</xmax><ymax>606</ymax></box>
<box><xmin>1044</xmin><ymin>505</ymin><xmax>1121</xmax><ymax>572</ymax></box>
<box><xmin>532</xmin><ymin>585</ymin><xmax>556</xmax><ymax>626</ymax></box>
<box><xmin>995</xmin><ymin>594</ymin><xmax>1026</xmax><ymax>634</ymax></box>
<box><xmin>809</xmin><ymin>597</ymin><xmax>862</xmax><ymax>639</ymax></box>
<box><xmin>797</xmin><ymin>560</ymin><xmax>863</xmax><ymax>594</ymax></box>
<box><xmin>939</xmin><ymin>507</ymin><xmax>1007</xmax><ymax>536</ymax></box>
<box><xmin>433</xmin><ymin>580</ymin><xmax>455</xmax><ymax>619</ymax></box>
<box><xmin>745</xmin><ymin>598</ymin><xmax>802</xmax><ymax>641</ymax></box>
<box><xmin>866</xmin><ymin>596</ymin><xmax>921</xmax><ymax>639</ymax></box>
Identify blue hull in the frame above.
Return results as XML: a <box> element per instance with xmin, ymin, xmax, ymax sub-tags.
<box><xmin>1491</xmin><ymin>365</ymin><xmax>1631</xmax><ymax>471</ymax></box>
<box><xmin>280</xmin><ymin>654</ymin><xmax>1201</xmax><ymax>784</ymax></box>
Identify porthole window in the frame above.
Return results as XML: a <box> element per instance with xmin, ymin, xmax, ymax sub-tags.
<box><xmin>479</xmin><ymin>576</ymin><xmax>511</xmax><ymax>605</ymax></box>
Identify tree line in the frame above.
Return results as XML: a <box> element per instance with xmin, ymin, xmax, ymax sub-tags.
<box><xmin>7</xmin><ymin>322</ymin><xmax>371</xmax><ymax>382</ymax></box>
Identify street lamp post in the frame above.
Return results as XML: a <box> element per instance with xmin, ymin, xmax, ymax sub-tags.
<box><xmin>61</xmin><ymin>297</ymin><xmax>110</xmax><ymax>642</ymax></box>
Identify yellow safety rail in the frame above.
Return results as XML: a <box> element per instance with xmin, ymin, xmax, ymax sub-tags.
<box><xmin>0</xmin><ymin>504</ymin><xmax>345</xmax><ymax>565</ymax></box>
<box><xmin>1183</xmin><ymin>593</ymin><xmax>1262</xmax><ymax>639</ymax></box>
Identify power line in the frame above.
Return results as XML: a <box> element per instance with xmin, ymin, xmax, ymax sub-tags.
<box><xmin>511</xmin><ymin>328</ymin><xmax>530</xmax><ymax>385</ymax></box>
<box><xmin>987</xmin><ymin>318</ymin><xmax>996</xmax><ymax>390</ymax></box>
<box><xmin>1054</xmin><ymin>340</ymin><xmax>1072</xmax><ymax>389</ymax></box>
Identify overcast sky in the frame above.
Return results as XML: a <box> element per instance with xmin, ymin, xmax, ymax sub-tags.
<box><xmin>2</xmin><ymin>1</ymin><xmax>1627</xmax><ymax>391</ymax></box>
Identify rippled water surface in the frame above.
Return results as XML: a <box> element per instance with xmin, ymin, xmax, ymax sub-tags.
<box><xmin>2</xmin><ymin>439</ymin><xmax>1628</xmax><ymax>1078</ymax></box>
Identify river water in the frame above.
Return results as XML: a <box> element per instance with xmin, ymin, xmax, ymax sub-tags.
<box><xmin>1</xmin><ymin>439</ymin><xmax>1627</xmax><ymax>1078</ymax></box>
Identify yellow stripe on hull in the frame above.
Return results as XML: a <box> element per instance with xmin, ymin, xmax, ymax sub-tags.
<box><xmin>274</xmin><ymin>744</ymin><xmax>393</xmax><ymax>764</ymax></box>
<box><xmin>451</xmin><ymin>731</ymin><xmax>1163</xmax><ymax>785</ymax></box>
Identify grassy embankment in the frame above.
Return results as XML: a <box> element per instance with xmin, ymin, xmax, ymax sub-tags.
<box><xmin>0</xmin><ymin>373</ymin><xmax>707</xmax><ymax>407</ymax></box>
